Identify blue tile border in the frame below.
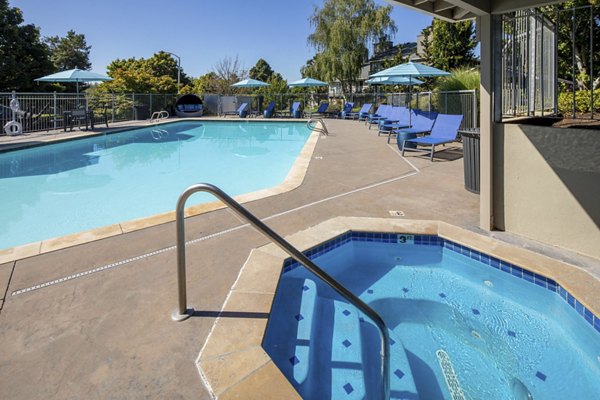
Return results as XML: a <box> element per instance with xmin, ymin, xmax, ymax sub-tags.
<box><xmin>280</xmin><ymin>231</ymin><xmax>600</xmax><ymax>336</ymax></box>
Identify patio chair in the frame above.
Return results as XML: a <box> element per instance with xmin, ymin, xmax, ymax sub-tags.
<box><xmin>345</xmin><ymin>103</ymin><xmax>372</xmax><ymax>120</ymax></box>
<box><xmin>388</xmin><ymin>110</ymin><xmax>438</xmax><ymax>143</ymax></box>
<box><xmin>281</xmin><ymin>101</ymin><xmax>303</xmax><ymax>118</ymax></box>
<box><xmin>366</xmin><ymin>105</ymin><xmax>392</xmax><ymax>129</ymax></box>
<box><xmin>339</xmin><ymin>102</ymin><xmax>355</xmax><ymax>119</ymax></box>
<box><xmin>357</xmin><ymin>103</ymin><xmax>373</xmax><ymax>121</ymax></box>
<box><xmin>306</xmin><ymin>102</ymin><xmax>329</xmax><ymax>118</ymax></box>
<box><xmin>263</xmin><ymin>101</ymin><xmax>276</xmax><ymax>118</ymax></box>
<box><xmin>364</xmin><ymin>104</ymin><xmax>388</xmax><ymax>125</ymax></box>
<box><xmin>401</xmin><ymin>113</ymin><xmax>463</xmax><ymax>161</ymax></box>
<box><xmin>378</xmin><ymin>107</ymin><xmax>410</xmax><ymax>136</ymax></box>
<box><xmin>223</xmin><ymin>103</ymin><xmax>249</xmax><ymax>118</ymax></box>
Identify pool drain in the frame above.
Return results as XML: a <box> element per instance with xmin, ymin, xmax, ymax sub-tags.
<box><xmin>484</xmin><ymin>280</ymin><xmax>493</xmax><ymax>287</ymax></box>
<box><xmin>436</xmin><ymin>349</ymin><xmax>466</xmax><ymax>400</ymax></box>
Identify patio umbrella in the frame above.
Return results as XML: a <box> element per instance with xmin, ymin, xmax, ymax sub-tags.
<box><xmin>365</xmin><ymin>76</ymin><xmax>424</xmax><ymax>85</ymax></box>
<box><xmin>371</xmin><ymin>61</ymin><xmax>450</xmax><ymax>121</ymax></box>
<box><xmin>35</xmin><ymin>68</ymin><xmax>113</xmax><ymax>93</ymax></box>
<box><xmin>231</xmin><ymin>78</ymin><xmax>270</xmax><ymax>88</ymax></box>
<box><xmin>288</xmin><ymin>77</ymin><xmax>328</xmax><ymax>110</ymax></box>
<box><xmin>288</xmin><ymin>77</ymin><xmax>328</xmax><ymax>87</ymax></box>
<box><xmin>231</xmin><ymin>79</ymin><xmax>270</xmax><ymax>114</ymax></box>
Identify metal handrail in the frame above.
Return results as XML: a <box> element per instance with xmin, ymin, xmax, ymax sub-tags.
<box><xmin>172</xmin><ymin>183</ymin><xmax>390</xmax><ymax>400</ymax></box>
<box><xmin>307</xmin><ymin>118</ymin><xmax>329</xmax><ymax>135</ymax></box>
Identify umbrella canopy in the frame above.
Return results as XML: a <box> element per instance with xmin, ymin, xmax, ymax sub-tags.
<box><xmin>231</xmin><ymin>78</ymin><xmax>269</xmax><ymax>88</ymax></box>
<box><xmin>288</xmin><ymin>77</ymin><xmax>328</xmax><ymax>87</ymax></box>
<box><xmin>35</xmin><ymin>68</ymin><xmax>112</xmax><ymax>93</ymax></box>
<box><xmin>370</xmin><ymin>61</ymin><xmax>451</xmax><ymax>78</ymax></box>
<box><xmin>365</xmin><ymin>76</ymin><xmax>424</xmax><ymax>85</ymax></box>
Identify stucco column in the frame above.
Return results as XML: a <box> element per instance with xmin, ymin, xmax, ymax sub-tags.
<box><xmin>478</xmin><ymin>14</ymin><xmax>495</xmax><ymax>230</ymax></box>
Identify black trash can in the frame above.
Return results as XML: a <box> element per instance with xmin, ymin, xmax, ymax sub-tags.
<box><xmin>460</xmin><ymin>129</ymin><xmax>480</xmax><ymax>194</ymax></box>
<box><xmin>133</xmin><ymin>105</ymin><xmax>149</xmax><ymax>120</ymax></box>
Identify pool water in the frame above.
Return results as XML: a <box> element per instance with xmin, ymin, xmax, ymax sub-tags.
<box><xmin>263</xmin><ymin>234</ymin><xmax>600</xmax><ymax>400</ymax></box>
<box><xmin>0</xmin><ymin>121</ymin><xmax>311</xmax><ymax>250</ymax></box>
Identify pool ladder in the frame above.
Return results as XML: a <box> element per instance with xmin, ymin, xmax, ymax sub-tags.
<box><xmin>307</xmin><ymin>118</ymin><xmax>329</xmax><ymax>135</ymax></box>
<box><xmin>150</xmin><ymin>110</ymin><xmax>169</xmax><ymax>123</ymax></box>
<box><xmin>172</xmin><ymin>183</ymin><xmax>391</xmax><ymax>400</ymax></box>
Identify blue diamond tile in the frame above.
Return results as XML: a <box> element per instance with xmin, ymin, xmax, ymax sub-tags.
<box><xmin>390</xmin><ymin>337</ymin><xmax>396</xmax><ymax>346</ymax></box>
<box><xmin>342</xmin><ymin>309</ymin><xmax>351</xmax><ymax>316</ymax></box>
<box><xmin>472</xmin><ymin>308</ymin><xmax>480</xmax><ymax>315</ymax></box>
<box><xmin>302</xmin><ymin>285</ymin><xmax>310</xmax><ymax>291</ymax></box>
<box><xmin>295</xmin><ymin>314</ymin><xmax>304</xmax><ymax>321</ymax></box>
<box><xmin>367</xmin><ymin>289</ymin><xmax>374</xmax><ymax>294</ymax></box>
<box><xmin>402</xmin><ymin>288</ymin><xmax>409</xmax><ymax>293</ymax></box>
<box><xmin>342</xmin><ymin>339</ymin><xmax>352</xmax><ymax>348</ymax></box>
<box><xmin>343</xmin><ymin>383</ymin><xmax>354</xmax><ymax>394</ymax></box>
<box><xmin>289</xmin><ymin>356</ymin><xmax>300</xmax><ymax>366</ymax></box>
<box><xmin>359</xmin><ymin>317</ymin><xmax>365</xmax><ymax>323</ymax></box>
<box><xmin>439</xmin><ymin>293</ymin><xmax>447</xmax><ymax>298</ymax></box>
<box><xmin>508</xmin><ymin>330</ymin><xmax>516</xmax><ymax>338</ymax></box>
<box><xmin>536</xmin><ymin>371</ymin><xmax>547</xmax><ymax>381</ymax></box>
<box><xmin>394</xmin><ymin>369</ymin><xmax>405</xmax><ymax>379</ymax></box>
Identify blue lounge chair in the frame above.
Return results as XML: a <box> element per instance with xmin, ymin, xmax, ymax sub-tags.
<box><xmin>366</xmin><ymin>105</ymin><xmax>392</xmax><ymax>129</ymax></box>
<box><xmin>378</xmin><ymin>107</ymin><xmax>410</xmax><ymax>136</ymax></box>
<box><xmin>290</xmin><ymin>101</ymin><xmax>302</xmax><ymax>118</ymax></box>
<box><xmin>307</xmin><ymin>102</ymin><xmax>329</xmax><ymax>117</ymax></box>
<box><xmin>223</xmin><ymin>102</ymin><xmax>249</xmax><ymax>118</ymax></box>
<box><xmin>401</xmin><ymin>114</ymin><xmax>463</xmax><ymax>161</ymax></box>
<box><xmin>357</xmin><ymin>103</ymin><xmax>373</xmax><ymax>121</ymax></box>
<box><xmin>365</xmin><ymin>104</ymin><xmax>388</xmax><ymax>125</ymax></box>
<box><xmin>388</xmin><ymin>110</ymin><xmax>438</xmax><ymax>143</ymax></box>
<box><xmin>346</xmin><ymin>103</ymin><xmax>372</xmax><ymax>120</ymax></box>
<box><xmin>263</xmin><ymin>101</ymin><xmax>276</xmax><ymax>118</ymax></box>
<box><xmin>340</xmin><ymin>102</ymin><xmax>355</xmax><ymax>119</ymax></box>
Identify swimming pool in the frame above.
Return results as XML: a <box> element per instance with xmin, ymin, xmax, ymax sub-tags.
<box><xmin>263</xmin><ymin>233</ymin><xmax>600</xmax><ymax>399</ymax></box>
<box><xmin>0</xmin><ymin>121</ymin><xmax>312</xmax><ymax>250</ymax></box>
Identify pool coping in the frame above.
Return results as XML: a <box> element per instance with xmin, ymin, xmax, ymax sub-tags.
<box><xmin>196</xmin><ymin>217</ymin><xmax>600</xmax><ymax>399</ymax></box>
<box><xmin>0</xmin><ymin>118</ymin><xmax>320</xmax><ymax>264</ymax></box>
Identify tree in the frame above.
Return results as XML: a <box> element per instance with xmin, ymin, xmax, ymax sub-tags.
<box><xmin>45</xmin><ymin>30</ymin><xmax>91</xmax><ymax>71</ymax></box>
<box><xmin>0</xmin><ymin>0</ymin><xmax>54</xmax><ymax>92</ymax></box>
<box><xmin>98</xmin><ymin>52</ymin><xmax>189</xmax><ymax>93</ymax></box>
<box><xmin>542</xmin><ymin>1</ymin><xmax>600</xmax><ymax>90</ymax></box>
<box><xmin>214</xmin><ymin>55</ymin><xmax>247</xmax><ymax>94</ymax></box>
<box><xmin>421</xmin><ymin>19</ymin><xmax>477</xmax><ymax>71</ymax></box>
<box><xmin>249</xmin><ymin>58</ymin><xmax>274</xmax><ymax>82</ymax></box>
<box><xmin>307</xmin><ymin>0</ymin><xmax>397</xmax><ymax>94</ymax></box>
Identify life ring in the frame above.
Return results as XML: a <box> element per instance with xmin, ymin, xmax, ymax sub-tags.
<box><xmin>9</xmin><ymin>98</ymin><xmax>20</xmax><ymax>113</ymax></box>
<box><xmin>4</xmin><ymin>120</ymin><xmax>23</xmax><ymax>136</ymax></box>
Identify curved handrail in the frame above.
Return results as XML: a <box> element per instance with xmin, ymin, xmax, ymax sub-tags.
<box><xmin>307</xmin><ymin>118</ymin><xmax>329</xmax><ymax>135</ymax></box>
<box><xmin>173</xmin><ymin>183</ymin><xmax>390</xmax><ymax>400</ymax></box>
<box><xmin>150</xmin><ymin>110</ymin><xmax>169</xmax><ymax>123</ymax></box>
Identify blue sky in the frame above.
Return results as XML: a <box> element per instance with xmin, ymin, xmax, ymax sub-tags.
<box><xmin>11</xmin><ymin>0</ymin><xmax>432</xmax><ymax>81</ymax></box>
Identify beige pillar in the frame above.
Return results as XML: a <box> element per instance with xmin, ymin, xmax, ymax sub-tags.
<box><xmin>478</xmin><ymin>14</ymin><xmax>494</xmax><ymax>230</ymax></box>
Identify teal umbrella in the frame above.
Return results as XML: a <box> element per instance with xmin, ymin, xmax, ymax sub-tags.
<box><xmin>365</xmin><ymin>76</ymin><xmax>424</xmax><ymax>85</ymax></box>
<box><xmin>371</xmin><ymin>62</ymin><xmax>450</xmax><ymax>119</ymax></box>
<box><xmin>35</xmin><ymin>68</ymin><xmax>112</xmax><ymax>93</ymax></box>
<box><xmin>288</xmin><ymin>77</ymin><xmax>328</xmax><ymax>87</ymax></box>
<box><xmin>371</xmin><ymin>61</ymin><xmax>451</xmax><ymax>79</ymax></box>
<box><xmin>231</xmin><ymin>78</ymin><xmax>269</xmax><ymax>88</ymax></box>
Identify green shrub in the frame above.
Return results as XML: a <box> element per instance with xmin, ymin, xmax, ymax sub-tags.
<box><xmin>558</xmin><ymin>89</ymin><xmax>600</xmax><ymax>114</ymax></box>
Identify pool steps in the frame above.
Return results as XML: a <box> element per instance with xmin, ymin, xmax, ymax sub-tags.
<box><xmin>265</xmin><ymin>275</ymin><xmax>420</xmax><ymax>399</ymax></box>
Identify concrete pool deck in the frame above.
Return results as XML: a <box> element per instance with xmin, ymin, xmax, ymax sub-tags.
<box><xmin>0</xmin><ymin>118</ymin><xmax>598</xmax><ymax>399</ymax></box>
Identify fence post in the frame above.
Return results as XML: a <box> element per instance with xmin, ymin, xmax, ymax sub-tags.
<box><xmin>111</xmin><ymin>93</ymin><xmax>115</xmax><ymax>123</ymax></box>
<box><xmin>428</xmin><ymin>92</ymin><xmax>432</xmax><ymax>112</ymax></box>
<box><xmin>53</xmin><ymin>92</ymin><xmax>57</xmax><ymax>131</ymax></box>
<box><xmin>132</xmin><ymin>93</ymin><xmax>135</xmax><ymax>120</ymax></box>
<box><xmin>473</xmin><ymin>89</ymin><xmax>478</xmax><ymax>128</ymax></box>
<box><xmin>150</xmin><ymin>93</ymin><xmax>153</xmax><ymax>114</ymax></box>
